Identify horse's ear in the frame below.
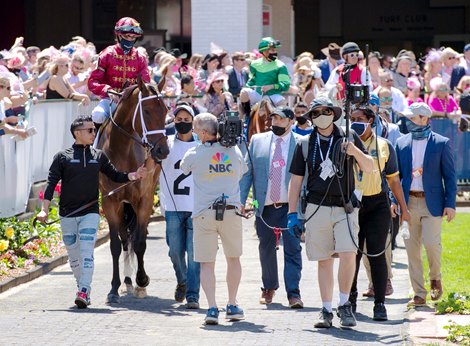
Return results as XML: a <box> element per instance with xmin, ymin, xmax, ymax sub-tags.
<box><xmin>158</xmin><ymin>75</ymin><xmax>166</xmax><ymax>94</ymax></box>
<box><xmin>137</xmin><ymin>74</ymin><xmax>145</xmax><ymax>90</ymax></box>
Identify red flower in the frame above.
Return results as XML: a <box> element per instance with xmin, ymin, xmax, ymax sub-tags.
<box><xmin>39</xmin><ymin>191</ymin><xmax>44</xmax><ymax>200</ymax></box>
<box><xmin>54</xmin><ymin>183</ymin><xmax>61</xmax><ymax>196</ymax></box>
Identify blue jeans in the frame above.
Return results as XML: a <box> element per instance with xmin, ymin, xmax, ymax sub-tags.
<box><xmin>256</xmin><ymin>204</ymin><xmax>302</xmax><ymax>299</ymax></box>
<box><xmin>60</xmin><ymin>213</ymin><xmax>100</xmax><ymax>295</ymax></box>
<box><xmin>165</xmin><ymin>211</ymin><xmax>200</xmax><ymax>301</ymax></box>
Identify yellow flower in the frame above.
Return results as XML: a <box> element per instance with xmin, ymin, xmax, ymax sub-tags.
<box><xmin>5</xmin><ymin>226</ymin><xmax>14</xmax><ymax>239</ymax></box>
<box><xmin>0</xmin><ymin>239</ymin><xmax>9</xmax><ymax>252</ymax></box>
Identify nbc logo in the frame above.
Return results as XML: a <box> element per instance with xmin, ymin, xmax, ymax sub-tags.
<box><xmin>209</xmin><ymin>152</ymin><xmax>233</xmax><ymax>174</ymax></box>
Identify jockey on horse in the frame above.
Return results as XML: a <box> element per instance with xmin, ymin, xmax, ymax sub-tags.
<box><xmin>88</xmin><ymin>17</ymin><xmax>151</xmax><ymax>128</ymax></box>
<box><xmin>239</xmin><ymin>37</ymin><xmax>291</xmax><ymax>134</ymax></box>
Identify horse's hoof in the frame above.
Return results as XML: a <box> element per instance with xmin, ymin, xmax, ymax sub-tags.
<box><xmin>120</xmin><ymin>283</ymin><xmax>134</xmax><ymax>295</ymax></box>
<box><xmin>134</xmin><ymin>287</ymin><xmax>147</xmax><ymax>299</ymax></box>
<box><xmin>106</xmin><ymin>293</ymin><xmax>120</xmax><ymax>304</ymax></box>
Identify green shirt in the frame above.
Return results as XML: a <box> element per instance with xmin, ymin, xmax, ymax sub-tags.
<box><xmin>246</xmin><ymin>57</ymin><xmax>290</xmax><ymax>96</ymax></box>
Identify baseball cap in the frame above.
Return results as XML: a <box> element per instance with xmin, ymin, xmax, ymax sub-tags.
<box><xmin>270</xmin><ymin>106</ymin><xmax>295</xmax><ymax>120</ymax></box>
<box><xmin>402</xmin><ymin>102</ymin><xmax>432</xmax><ymax>118</ymax></box>
<box><xmin>369</xmin><ymin>94</ymin><xmax>380</xmax><ymax>107</ymax></box>
<box><xmin>304</xmin><ymin>97</ymin><xmax>342</xmax><ymax>121</ymax></box>
<box><xmin>173</xmin><ymin>104</ymin><xmax>195</xmax><ymax>117</ymax></box>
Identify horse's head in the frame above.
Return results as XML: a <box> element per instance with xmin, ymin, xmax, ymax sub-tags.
<box><xmin>122</xmin><ymin>76</ymin><xmax>170</xmax><ymax>161</ymax></box>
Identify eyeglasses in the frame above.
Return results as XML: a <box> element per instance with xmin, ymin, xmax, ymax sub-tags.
<box><xmin>311</xmin><ymin>108</ymin><xmax>334</xmax><ymax>118</ymax></box>
<box><xmin>213</xmin><ymin>80</ymin><xmax>224</xmax><ymax>84</ymax></box>
<box><xmin>0</xmin><ymin>85</ymin><xmax>10</xmax><ymax>91</ymax></box>
<box><xmin>437</xmin><ymin>88</ymin><xmax>449</xmax><ymax>92</ymax></box>
<box><xmin>77</xmin><ymin>128</ymin><xmax>96</xmax><ymax>134</ymax></box>
<box><xmin>380</xmin><ymin>96</ymin><xmax>393</xmax><ymax>102</ymax></box>
<box><xmin>235</xmin><ymin>58</ymin><xmax>245</xmax><ymax>61</ymax></box>
<box><xmin>348</xmin><ymin>53</ymin><xmax>359</xmax><ymax>58</ymax></box>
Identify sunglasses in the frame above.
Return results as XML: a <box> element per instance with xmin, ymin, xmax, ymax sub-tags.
<box><xmin>385</xmin><ymin>79</ymin><xmax>394</xmax><ymax>83</ymax></box>
<box><xmin>380</xmin><ymin>96</ymin><xmax>393</xmax><ymax>102</ymax></box>
<box><xmin>72</xmin><ymin>64</ymin><xmax>84</xmax><ymax>71</ymax></box>
<box><xmin>58</xmin><ymin>63</ymin><xmax>69</xmax><ymax>68</ymax></box>
<box><xmin>77</xmin><ymin>127</ymin><xmax>96</xmax><ymax>134</ymax></box>
<box><xmin>235</xmin><ymin>58</ymin><xmax>245</xmax><ymax>61</ymax></box>
<box><xmin>448</xmin><ymin>56</ymin><xmax>457</xmax><ymax>60</ymax></box>
<box><xmin>0</xmin><ymin>85</ymin><xmax>11</xmax><ymax>91</ymax></box>
<box><xmin>213</xmin><ymin>80</ymin><xmax>224</xmax><ymax>84</ymax></box>
<box><xmin>311</xmin><ymin>108</ymin><xmax>334</xmax><ymax>118</ymax></box>
<box><xmin>348</xmin><ymin>53</ymin><xmax>359</xmax><ymax>58</ymax></box>
<box><xmin>437</xmin><ymin>88</ymin><xmax>449</xmax><ymax>92</ymax></box>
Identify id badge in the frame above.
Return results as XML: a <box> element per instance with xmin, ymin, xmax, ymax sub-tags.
<box><xmin>412</xmin><ymin>167</ymin><xmax>423</xmax><ymax>178</ymax></box>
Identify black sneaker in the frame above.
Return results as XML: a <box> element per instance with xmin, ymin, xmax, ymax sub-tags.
<box><xmin>314</xmin><ymin>307</ymin><xmax>334</xmax><ymax>328</ymax></box>
<box><xmin>349</xmin><ymin>291</ymin><xmax>358</xmax><ymax>314</ymax></box>
<box><xmin>174</xmin><ymin>283</ymin><xmax>187</xmax><ymax>303</ymax></box>
<box><xmin>337</xmin><ymin>301</ymin><xmax>357</xmax><ymax>327</ymax></box>
<box><xmin>373</xmin><ymin>302</ymin><xmax>388</xmax><ymax>321</ymax></box>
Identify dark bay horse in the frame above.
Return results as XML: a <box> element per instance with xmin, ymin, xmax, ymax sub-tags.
<box><xmin>98</xmin><ymin>76</ymin><xmax>169</xmax><ymax>303</ymax></box>
<box><xmin>247</xmin><ymin>97</ymin><xmax>276</xmax><ymax>142</ymax></box>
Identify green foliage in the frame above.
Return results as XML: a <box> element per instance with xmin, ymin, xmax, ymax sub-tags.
<box><xmin>444</xmin><ymin>321</ymin><xmax>470</xmax><ymax>345</ymax></box>
<box><xmin>436</xmin><ymin>293</ymin><xmax>470</xmax><ymax>315</ymax></box>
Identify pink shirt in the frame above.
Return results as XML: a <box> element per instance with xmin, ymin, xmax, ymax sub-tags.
<box><xmin>428</xmin><ymin>96</ymin><xmax>459</xmax><ymax>113</ymax></box>
<box><xmin>407</xmin><ymin>97</ymin><xmax>423</xmax><ymax>106</ymax></box>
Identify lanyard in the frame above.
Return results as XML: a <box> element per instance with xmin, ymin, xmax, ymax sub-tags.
<box><xmin>316</xmin><ymin>135</ymin><xmax>333</xmax><ymax>162</ymax></box>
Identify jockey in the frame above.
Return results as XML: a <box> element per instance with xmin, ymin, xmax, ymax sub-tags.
<box><xmin>240</xmin><ymin>37</ymin><xmax>290</xmax><ymax>119</ymax></box>
<box><xmin>325</xmin><ymin>41</ymin><xmax>373</xmax><ymax>101</ymax></box>
<box><xmin>88</xmin><ymin>17</ymin><xmax>150</xmax><ymax>125</ymax></box>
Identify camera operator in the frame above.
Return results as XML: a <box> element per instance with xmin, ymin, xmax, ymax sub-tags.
<box><xmin>348</xmin><ymin>106</ymin><xmax>410</xmax><ymax>321</ymax></box>
<box><xmin>180</xmin><ymin>112</ymin><xmax>247</xmax><ymax>325</ymax></box>
<box><xmin>325</xmin><ymin>42</ymin><xmax>373</xmax><ymax>101</ymax></box>
<box><xmin>287</xmin><ymin>97</ymin><xmax>374</xmax><ymax>328</ymax></box>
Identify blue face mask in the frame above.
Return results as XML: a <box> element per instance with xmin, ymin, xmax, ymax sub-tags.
<box><xmin>405</xmin><ymin>118</ymin><xmax>431</xmax><ymax>140</ymax></box>
<box><xmin>350</xmin><ymin>122</ymin><xmax>369</xmax><ymax>137</ymax></box>
<box><xmin>119</xmin><ymin>38</ymin><xmax>135</xmax><ymax>55</ymax></box>
<box><xmin>193</xmin><ymin>133</ymin><xmax>201</xmax><ymax>145</ymax></box>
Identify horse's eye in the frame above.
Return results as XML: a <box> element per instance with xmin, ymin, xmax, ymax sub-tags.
<box><xmin>144</xmin><ymin>109</ymin><xmax>151</xmax><ymax>117</ymax></box>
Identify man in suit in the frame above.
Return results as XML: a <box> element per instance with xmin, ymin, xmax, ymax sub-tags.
<box><xmin>240</xmin><ymin>106</ymin><xmax>303</xmax><ymax>308</ymax></box>
<box><xmin>318</xmin><ymin>43</ymin><xmax>342</xmax><ymax>84</ymax></box>
<box><xmin>393</xmin><ymin>102</ymin><xmax>457</xmax><ymax>306</ymax></box>
<box><xmin>227</xmin><ymin>52</ymin><xmax>248</xmax><ymax>99</ymax></box>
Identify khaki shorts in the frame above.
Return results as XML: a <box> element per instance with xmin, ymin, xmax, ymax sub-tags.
<box><xmin>192</xmin><ymin>209</ymin><xmax>242</xmax><ymax>262</ymax></box>
<box><xmin>304</xmin><ymin>203</ymin><xmax>359</xmax><ymax>261</ymax></box>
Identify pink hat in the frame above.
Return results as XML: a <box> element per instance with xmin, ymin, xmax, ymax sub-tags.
<box><xmin>206</xmin><ymin>70</ymin><xmax>228</xmax><ymax>92</ymax></box>
<box><xmin>7</xmin><ymin>53</ymin><xmax>25</xmax><ymax>69</ymax></box>
<box><xmin>407</xmin><ymin>77</ymin><xmax>420</xmax><ymax>90</ymax></box>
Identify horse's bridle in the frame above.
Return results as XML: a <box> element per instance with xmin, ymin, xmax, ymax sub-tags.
<box><xmin>109</xmin><ymin>89</ymin><xmax>167</xmax><ymax>154</ymax></box>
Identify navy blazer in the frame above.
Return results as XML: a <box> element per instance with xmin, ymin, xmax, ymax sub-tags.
<box><xmin>450</xmin><ymin>66</ymin><xmax>466</xmax><ymax>91</ymax></box>
<box><xmin>395</xmin><ymin>132</ymin><xmax>457</xmax><ymax>217</ymax></box>
<box><xmin>240</xmin><ymin>131</ymin><xmax>300</xmax><ymax>216</ymax></box>
<box><xmin>228</xmin><ymin>68</ymin><xmax>248</xmax><ymax>96</ymax></box>
<box><xmin>318</xmin><ymin>59</ymin><xmax>331</xmax><ymax>84</ymax></box>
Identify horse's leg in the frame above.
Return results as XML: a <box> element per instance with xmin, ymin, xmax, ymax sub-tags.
<box><xmin>133</xmin><ymin>198</ymin><xmax>153</xmax><ymax>298</ymax></box>
<box><xmin>120</xmin><ymin>244</ymin><xmax>136</xmax><ymax>295</ymax></box>
<box><xmin>104</xmin><ymin>200</ymin><xmax>124</xmax><ymax>304</ymax></box>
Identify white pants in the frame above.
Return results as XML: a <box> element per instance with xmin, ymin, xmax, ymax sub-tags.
<box><xmin>242</xmin><ymin>88</ymin><xmax>285</xmax><ymax>106</ymax></box>
<box><xmin>91</xmin><ymin>99</ymin><xmax>117</xmax><ymax>124</ymax></box>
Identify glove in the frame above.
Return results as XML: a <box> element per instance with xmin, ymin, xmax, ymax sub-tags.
<box><xmin>287</xmin><ymin>212</ymin><xmax>302</xmax><ymax>238</ymax></box>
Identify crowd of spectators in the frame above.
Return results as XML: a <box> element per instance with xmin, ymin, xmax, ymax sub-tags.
<box><xmin>1</xmin><ymin>35</ymin><xmax>470</xmax><ymax>141</ymax></box>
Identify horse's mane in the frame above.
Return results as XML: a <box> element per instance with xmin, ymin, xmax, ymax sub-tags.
<box><xmin>121</xmin><ymin>85</ymin><xmax>139</xmax><ymax>101</ymax></box>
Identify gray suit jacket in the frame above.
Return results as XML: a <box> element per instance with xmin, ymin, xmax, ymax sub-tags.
<box><xmin>240</xmin><ymin>131</ymin><xmax>300</xmax><ymax>216</ymax></box>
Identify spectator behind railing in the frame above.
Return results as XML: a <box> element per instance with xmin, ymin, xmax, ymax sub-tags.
<box><xmin>65</xmin><ymin>53</ymin><xmax>89</xmax><ymax>95</ymax></box>
<box><xmin>0</xmin><ymin>77</ymin><xmax>32</xmax><ymax>139</ymax></box>
<box><xmin>196</xmin><ymin>53</ymin><xmax>219</xmax><ymax>93</ymax></box>
<box><xmin>176</xmin><ymin>74</ymin><xmax>203</xmax><ymax>115</ymax></box>
<box><xmin>203</xmin><ymin>71</ymin><xmax>234</xmax><ymax>118</ymax></box>
<box><xmin>428</xmin><ymin>77</ymin><xmax>460</xmax><ymax>119</ymax></box>
<box><xmin>440</xmin><ymin>48</ymin><xmax>465</xmax><ymax>91</ymax></box>
<box><xmin>406</xmin><ymin>77</ymin><xmax>424</xmax><ymax>106</ymax></box>
<box><xmin>454</xmin><ymin>75</ymin><xmax>470</xmax><ymax>103</ymax></box>
<box><xmin>46</xmin><ymin>55</ymin><xmax>90</xmax><ymax>105</ymax></box>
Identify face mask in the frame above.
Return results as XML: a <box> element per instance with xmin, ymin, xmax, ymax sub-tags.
<box><xmin>350</xmin><ymin>122</ymin><xmax>369</xmax><ymax>137</ymax></box>
<box><xmin>405</xmin><ymin>118</ymin><xmax>431</xmax><ymax>140</ymax></box>
<box><xmin>175</xmin><ymin>122</ymin><xmax>192</xmax><ymax>134</ymax></box>
<box><xmin>296</xmin><ymin>116</ymin><xmax>307</xmax><ymax>125</ymax></box>
<box><xmin>193</xmin><ymin>133</ymin><xmax>201</xmax><ymax>144</ymax></box>
<box><xmin>119</xmin><ymin>38</ymin><xmax>135</xmax><ymax>55</ymax></box>
<box><xmin>271</xmin><ymin>125</ymin><xmax>286</xmax><ymax>136</ymax></box>
<box><xmin>268</xmin><ymin>53</ymin><xmax>278</xmax><ymax>61</ymax></box>
<box><xmin>311</xmin><ymin>115</ymin><xmax>333</xmax><ymax>130</ymax></box>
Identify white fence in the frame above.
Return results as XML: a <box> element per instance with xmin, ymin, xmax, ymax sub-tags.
<box><xmin>0</xmin><ymin>100</ymin><xmax>98</xmax><ymax>218</ymax></box>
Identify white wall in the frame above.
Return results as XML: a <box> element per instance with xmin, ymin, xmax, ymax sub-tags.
<box><xmin>191</xmin><ymin>0</ymin><xmax>262</xmax><ymax>54</ymax></box>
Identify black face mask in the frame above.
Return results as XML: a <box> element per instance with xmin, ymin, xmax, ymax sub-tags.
<box><xmin>268</xmin><ymin>53</ymin><xmax>278</xmax><ymax>61</ymax></box>
<box><xmin>119</xmin><ymin>38</ymin><xmax>135</xmax><ymax>55</ymax></box>
<box><xmin>271</xmin><ymin>125</ymin><xmax>286</xmax><ymax>136</ymax></box>
<box><xmin>175</xmin><ymin>122</ymin><xmax>193</xmax><ymax>134</ymax></box>
<box><xmin>296</xmin><ymin>116</ymin><xmax>307</xmax><ymax>125</ymax></box>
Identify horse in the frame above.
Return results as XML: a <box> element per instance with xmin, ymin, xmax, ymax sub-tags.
<box><xmin>97</xmin><ymin>76</ymin><xmax>169</xmax><ymax>303</ymax></box>
<box><xmin>247</xmin><ymin>97</ymin><xmax>276</xmax><ymax>142</ymax></box>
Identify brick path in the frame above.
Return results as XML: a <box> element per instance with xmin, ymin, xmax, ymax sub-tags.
<box><xmin>0</xmin><ymin>219</ymin><xmax>412</xmax><ymax>345</ymax></box>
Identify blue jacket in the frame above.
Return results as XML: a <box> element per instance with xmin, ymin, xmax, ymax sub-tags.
<box><xmin>318</xmin><ymin>59</ymin><xmax>331</xmax><ymax>84</ymax></box>
<box><xmin>240</xmin><ymin>131</ymin><xmax>300</xmax><ymax>216</ymax></box>
<box><xmin>395</xmin><ymin>132</ymin><xmax>457</xmax><ymax>217</ymax></box>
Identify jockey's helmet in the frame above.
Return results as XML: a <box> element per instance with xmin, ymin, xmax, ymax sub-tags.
<box><xmin>114</xmin><ymin>17</ymin><xmax>144</xmax><ymax>37</ymax></box>
<box><xmin>258</xmin><ymin>37</ymin><xmax>281</xmax><ymax>52</ymax></box>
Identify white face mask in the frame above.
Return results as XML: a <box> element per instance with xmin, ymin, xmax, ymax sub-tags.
<box><xmin>311</xmin><ymin>115</ymin><xmax>333</xmax><ymax>130</ymax></box>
